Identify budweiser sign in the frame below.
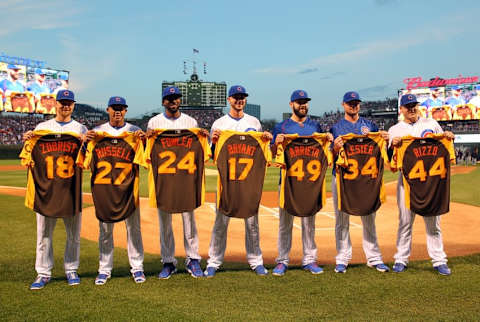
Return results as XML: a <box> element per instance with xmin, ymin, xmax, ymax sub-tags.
<box><xmin>403</xmin><ymin>75</ymin><xmax>479</xmax><ymax>90</ymax></box>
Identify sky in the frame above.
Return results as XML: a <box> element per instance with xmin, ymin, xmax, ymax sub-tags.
<box><xmin>2</xmin><ymin>0</ymin><xmax>480</xmax><ymax>120</ymax></box>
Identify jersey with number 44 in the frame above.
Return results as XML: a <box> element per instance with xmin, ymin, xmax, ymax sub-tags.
<box><xmin>275</xmin><ymin>134</ymin><xmax>332</xmax><ymax>217</ymax></box>
<box><xmin>20</xmin><ymin>130</ymin><xmax>83</xmax><ymax>218</ymax></box>
<box><xmin>215</xmin><ymin>131</ymin><xmax>272</xmax><ymax>218</ymax></box>
<box><xmin>336</xmin><ymin>133</ymin><xmax>388</xmax><ymax>216</ymax></box>
<box><xmin>146</xmin><ymin>129</ymin><xmax>211</xmax><ymax>213</ymax></box>
<box><xmin>391</xmin><ymin>135</ymin><xmax>455</xmax><ymax>216</ymax></box>
<box><xmin>81</xmin><ymin>132</ymin><xmax>145</xmax><ymax>223</ymax></box>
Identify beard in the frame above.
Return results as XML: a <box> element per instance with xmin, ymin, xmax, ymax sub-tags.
<box><xmin>165</xmin><ymin>105</ymin><xmax>179</xmax><ymax>115</ymax></box>
<box><xmin>293</xmin><ymin>107</ymin><xmax>308</xmax><ymax>118</ymax></box>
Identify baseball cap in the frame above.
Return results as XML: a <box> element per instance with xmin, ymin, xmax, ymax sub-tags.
<box><xmin>475</xmin><ymin>85</ymin><xmax>480</xmax><ymax>90</ymax></box>
<box><xmin>228</xmin><ymin>85</ymin><xmax>248</xmax><ymax>97</ymax></box>
<box><xmin>58</xmin><ymin>74</ymin><xmax>68</xmax><ymax>80</ymax></box>
<box><xmin>34</xmin><ymin>68</ymin><xmax>45</xmax><ymax>75</ymax></box>
<box><xmin>400</xmin><ymin>94</ymin><xmax>418</xmax><ymax>106</ymax></box>
<box><xmin>343</xmin><ymin>91</ymin><xmax>362</xmax><ymax>103</ymax></box>
<box><xmin>56</xmin><ymin>89</ymin><xmax>75</xmax><ymax>102</ymax></box>
<box><xmin>452</xmin><ymin>86</ymin><xmax>462</xmax><ymax>90</ymax></box>
<box><xmin>7</xmin><ymin>64</ymin><xmax>20</xmax><ymax>70</ymax></box>
<box><xmin>108</xmin><ymin>96</ymin><xmax>128</xmax><ymax>107</ymax></box>
<box><xmin>162</xmin><ymin>86</ymin><xmax>182</xmax><ymax>99</ymax></box>
<box><xmin>290</xmin><ymin>89</ymin><xmax>311</xmax><ymax>102</ymax></box>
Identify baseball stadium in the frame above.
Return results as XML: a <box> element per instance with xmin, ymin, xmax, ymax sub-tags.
<box><xmin>1</xmin><ymin>51</ymin><xmax>480</xmax><ymax>321</ymax></box>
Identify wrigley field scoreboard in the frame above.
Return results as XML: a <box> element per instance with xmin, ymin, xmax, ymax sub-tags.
<box><xmin>162</xmin><ymin>74</ymin><xmax>227</xmax><ymax>108</ymax></box>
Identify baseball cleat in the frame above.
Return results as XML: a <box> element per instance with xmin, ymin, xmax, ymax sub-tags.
<box><xmin>186</xmin><ymin>259</ymin><xmax>204</xmax><ymax>278</ymax></box>
<box><xmin>393</xmin><ymin>263</ymin><xmax>407</xmax><ymax>273</ymax></box>
<box><xmin>334</xmin><ymin>264</ymin><xmax>347</xmax><ymax>273</ymax></box>
<box><xmin>204</xmin><ymin>267</ymin><xmax>217</xmax><ymax>278</ymax></box>
<box><xmin>303</xmin><ymin>263</ymin><xmax>324</xmax><ymax>275</ymax></box>
<box><xmin>132</xmin><ymin>271</ymin><xmax>146</xmax><ymax>283</ymax></box>
<box><xmin>434</xmin><ymin>264</ymin><xmax>451</xmax><ymax>276</ymax></box>
<box><xmin>367</xmin><ymin>262</ymin><xmax>390</xmax><ymax>272</ymax></box>
<box><xmin>254</xmin><ymin>265</ymin><xmax>268</xmax><ymax>276</ymax></box>
<box><xmin>95</xmin><ymin>273</ymin><xmax>110</xmax><ymax>285</ymax></box>
<box><xmin>66</xmin><ymin>272</ymin><xmax>80</xmax><ymax>286</ymax></box>
<box><xmin>272</xmin><ymin>263</ymin><xmax>287</xmax><ymax>276</ymax></box>
<box><xmin>30</xmin><ymin>276</ymin><xmax>50</xmax><ymax>290</ymax></box>
<box><xmin>158</xmin><ymin>263</ymin><xmax>176</xmax><ymax>279</ymax></box>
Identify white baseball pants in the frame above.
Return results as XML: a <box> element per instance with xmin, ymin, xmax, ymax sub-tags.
<box><xmin>157</xmin><ymin>209</ymin><xmax>201</xmax><ymax>266</ymax></box>
<box><xmin>276</xmin><ymin>208</ymin><xmax>317</xmax><ymax>266</ymax></box>
<box><xmin>98</xmin><ymin>208</ymin><xmax>144</xmax><ymax>276</ymax></box>
<box><xmin>35</xmin><ymin>212</ymin><xmax>82</xmax><ymax>277</ymax></box>
<box><xmin>332</xmin><ymin>176</ymin><xmax>384</xmax><ymax>266</ymax></box>
<box><xmin>206</xmin><ymin>210</ymin><xmax>264</xmax><ymax>270</ymax></box>
<box><xmin>394</xmin><ymin>174</ymin><xmax>447</xmax><ymax>267</ymax></box>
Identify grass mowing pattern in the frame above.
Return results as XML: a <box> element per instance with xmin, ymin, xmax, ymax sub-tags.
<box><xmin>1</xmin><ymin>194</ymin><xmax>480</xmax><ymax>320</ymax></box>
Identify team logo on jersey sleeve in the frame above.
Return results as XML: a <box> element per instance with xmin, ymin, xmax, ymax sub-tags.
<box><xmin>361</xmin><ymin>126</ymin><xmax>370</xmax><ymax>135</ymax></box>
<box><xmin>421</xmin><ymin>129</ymin><xmax>434</xmax><ymax>137</ymax></box>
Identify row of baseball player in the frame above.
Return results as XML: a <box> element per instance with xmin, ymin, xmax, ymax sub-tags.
<box><xmin>21</xmin><ymin>85</ymin><xmax>455</xmax><ymax>290</ymax></box>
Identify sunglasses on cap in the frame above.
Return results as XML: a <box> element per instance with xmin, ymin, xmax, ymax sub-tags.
<box><xmin>293</xmin><ymin>99</ymin><xmax>310</xmax><ymax>105</ymax></box>
<box><xmin>404</xmin><ymin>103</ymin><xmax>418</xmax><ymax>109</ymax></box>
<box><xmin>231</xmin><ymin>94</ymin><xmax>247</xmax><ymax>100</ymax></box>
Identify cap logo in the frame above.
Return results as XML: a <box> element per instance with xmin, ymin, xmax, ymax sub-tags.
<box><xmin>299</xmin><ymin>91</ymin><xmax>304</xmax><ymax>97</ymax></box>
<box><xmin>64</xmin><ymin>91</ymin><xmax>69</xmax><ymax>96</ymax></box>
<box><xmin>351</xmin><ymin>93</ymin><xmax>356</xmax><ymax>98</ymax></box>
<box><xmin>169</xmin><ymin>88</ymin><xmax>175</xmax><ymax>93</ymax></box>
<box><xmin>408</xmin><ymin>95</ymin><xmax>413</xmax><ymax>100</ymax></box>
<box><xmin>115</xmin><ymin>97</ymin><xmax>121</xmax><ymax>101</ymax></box>
<box><xmin>237</xmin><ymin>86</ymin><xmax>242</xmax><ymax>91</ymax></box>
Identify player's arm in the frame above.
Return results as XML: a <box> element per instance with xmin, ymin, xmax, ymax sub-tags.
<box><xmin>22</xmin><ymin>130</ymin><xmax>34</xmax><ymax>142</ymax></box>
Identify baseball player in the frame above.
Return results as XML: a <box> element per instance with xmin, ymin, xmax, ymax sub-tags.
<box><xmin>27</xmin><ymin>68</ymin><xmax>51</xmax><ymax>97</ymax></box>
<box><xmin>0</xmin><ymin>64</ymin><xmax>25</xmax><ymax>97</ymax></box>
<box><xmin>388</xmin><ymin>94</ymin><xmax>455</xmax><ymax>275</ymax></box>
<box><xmin>22</xmin><ymin>90</ymin><xmax>87</xmax><ymax>289</ymax></box>
<box><xmin>330</xmin><ymin>91</ymin><xmax>389</xmax><ymax>273</ymax></box>
<box><xmin>85</xmin><ymin>96</ymin><xmax>146</xmax><ymax>285</ymax></box>
<box><xmin>270</xmin><ymin>89</ymin><xmax>333</xmax><ymax>276</ymax></box>
<box><xmin>204</xmin><ymin>85</ymin><xmax>273</xmax><ymax>277</ymax></box>
<box><xmin>147</xmin><ymin>86</ymin><xmax>206</xmax><ymax>279</ymax></box>
<box><xmin>445</xmin><ymin>86</ymin><xmax>466</xmax><ymax>114</ymax></box>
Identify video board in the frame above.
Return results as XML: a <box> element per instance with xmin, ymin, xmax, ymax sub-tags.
<box><xmin>398</xmin><ymin>84</ymin><xmax>480</xmax><ymax>121</ymax></box>
<box><xmin>0</xmin><ymin>62</ymin><xmax>69</xmax><ymax>114</ymax></box>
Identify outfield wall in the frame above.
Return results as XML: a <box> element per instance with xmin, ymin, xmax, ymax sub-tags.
<box><xmin>0</xmin><ymin>144</ymin><xmax>21</xmax><ymax>159</ymax></box>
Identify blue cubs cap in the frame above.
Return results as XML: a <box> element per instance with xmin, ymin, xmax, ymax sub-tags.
<box><xmin>56</xmin><ymin>89</ymin><xmax>75</xmax><ymax>102</ymax></box>
<box><xmin>7</xmin><ymin>64</ymin><xmax>20</xmax><ymax>69</ymax></box>
<box><xmin>343</xmin><ymin>91</ymin><xmax>362</xmax><ymax>103</ymax></box>
<box><xmin>58</xmin><ymin>74</ymin><xmax>68</xmax><ymax>80</ymax></box>
<box><xmin>162</xmin><ymin>86</ymin><xmax>182</xmax><ymax>99</ymax></box>
<box><xmin>400</xmin><ymin>94</ymin><xmax>418</xmax><ymax>106</ymax></box>
<box><xmin>34</xmin><ymin>68</ymin><xmax>45</xmax><ymax>75</ymax></box>
<box><xmin>290</xmin><ymin>89</ymin><xmax>311</xmax><ymax>102</ymax></box>
<box><xmin>108</xmin><ymin>96</ymin><xmax>127</xmax><ymax>107</ymax></box>
<box><xmin>228</xmin><ymin>85</ymin><xmax>248</xmax><ymax>97</ymax></box>
<box><xmin>452</xmin><ymin>85</ymin><xmax>462</xmax><ymax>90</ymax></box>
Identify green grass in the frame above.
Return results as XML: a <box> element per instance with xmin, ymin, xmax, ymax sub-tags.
<box><xmin>0</xmin><ymin>193</ymin><xmax>479</xmax><ymax>321</ymax></box>
<box><xmin>451</xmin><ymin>165</ymin><xmax>480</xmax><ymax>206</ymax></box>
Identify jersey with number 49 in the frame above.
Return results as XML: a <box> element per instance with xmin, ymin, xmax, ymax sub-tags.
<box><xmin>336</xmin><ymin>133</ymin><xmax>388</xmax><ymax>216</ymax></box>
<box><xmin>275</xmin><ymin>134</ymin><xmax>332</xmax><ymax>217</ymax></box>
<box><xmin>215</xmin><ymin>131</ymin><xmax>272</xmax><ymax>218</ymax></box>
<box><xmin>146</xmin><ymin>129</ymin><xmax>211</xmax><ymax>213</ymax></box>
<box><xmin>20</xmin><ymin>130</ymin><xmax>83</xmax><ymax>218</ymax></box>
<box><xmin>391</xmin><ymin>135</ymin><xmax>455</xmax><ymax>216</ymax></box>
<box><xmin>81</xmin><ymin>132</ymin><xmax>145</xmax><ymax>223</ymax></box>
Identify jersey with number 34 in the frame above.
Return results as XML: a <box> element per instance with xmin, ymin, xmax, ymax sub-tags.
<box><xmin>336</xmin><ymin>133</ymin><xmax>388</xmax><ymax>216</ymax></box>
<box><xmin>391</xmin><ymin>135</ymin><xmax>455</xmax><ymax>216</ymax></box>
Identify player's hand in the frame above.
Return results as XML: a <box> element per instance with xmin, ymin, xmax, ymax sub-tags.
<box><xmin>326</xmin><ymin>133</ymin><xmax>333</xmax><ymax>142</ymax></box>
<box><xmin>444</xmin><ymin>131</ymin><xmax>455</xmax><ymax>140</ymax></box>
<box><xmin>22</xmin><ymin>130</ymin><xmax>33</xmax><ymax>142</ymax></box>
<box><xmin>333</xmin><ymin>136</ymin><xmax>344</xmax><ymax>153</ymax></box>
<box><xmin>211</xmin><ymin>129</ymin><xmax>221</xmax><ymax>144</ymax></box>
<box><xmin>391</xmin><ymin>137</ymin><xmax>402</xmax><ymax>147</ymax></box>
<box><xmin>274</xmin><ymin>134</ymin><xmax>285</xmax><ymax>145</ymax></box>
<box><xmin>199</xmin><ymin>128</ymin><xmax>210</xmax><ymax>138</ymax></box>
<box><xmin>379</xmin><ymin>130</ymin><xmax>389</xmax><ymax>141</ymax></box>
<box><xmin>134</xmin><ymin>130</ymin><xmax>146</xmax><ymax>140</ymax></box>
<box><xmin>146</xmin><ymin>129</ymin><xmax>154</xmax><ymax>138</ymax></box>
<box><xmin>86</xmin><ymin>130</ymin><xmax>97</xmax><ymax>141</ymax></box>
<box><xmin>261</xmin><ymin>131</ymin><xmax>273</xmax><ymax>141</ymax></box>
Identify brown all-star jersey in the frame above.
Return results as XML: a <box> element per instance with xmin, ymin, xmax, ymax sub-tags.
<box><xmin>20</xmin><ymin>130</ymin><xmax>83</xmax><ymax>218</ymax></box>
<box><xmin>275</xmin><ymin>134</ymin><xmax>332</xmax><ymax>217</ymax></box>
<box><xmin>81</xmin><ymin>132</ymin><xmax>145</xmax><ymax>223</ymax></box>
<box><xmin>391</xmin><ymin>134</ymin><xmax>455</xmax><ymax>216</ymax></box>
<box><xmin>146</xmin><ymin>129</ymin><xmax>211</xmax><ymax>213</ymax></box>
<box><xmin>215</xmin><ymin>130</ymin><xmax>272</xmax><ymax>218</ymax></box>
<box><xmin>336</xmin><ymin>133</ymin><xmax>388</xmax><ymax>216</ymax></box>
